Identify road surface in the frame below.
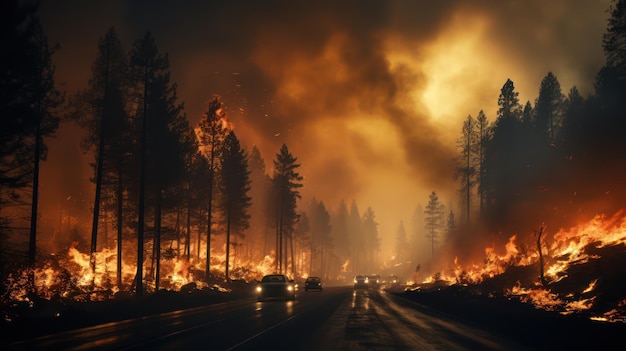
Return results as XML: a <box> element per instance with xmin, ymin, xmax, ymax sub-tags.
<box><xmin>8</xmin><ymin>286</ymin><xmax>527</xmax><ymax>350</ymax></box>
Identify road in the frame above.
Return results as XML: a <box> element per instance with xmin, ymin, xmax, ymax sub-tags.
<box><xmin>8</xmin><ymin>286</ymin><xmax>527</xmax><ymax>351</ymax></box>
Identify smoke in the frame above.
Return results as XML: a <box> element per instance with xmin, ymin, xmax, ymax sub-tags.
<box><xmin>37</xmin><ymin>0</ymin><xmax>610</xmax><ymax>257</ymax></box>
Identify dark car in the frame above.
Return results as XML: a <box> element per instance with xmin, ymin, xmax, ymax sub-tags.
<box><xmin>367</xmin><ymin>274</ymin><xmax>381</xmax><ymax>288</ymax></box>
<box><xmin>354</xmin><ymin>275</ymin><xmax>368</xmax><ymax>289</ymax></box>
<box><xmin>256</xmin><ymin>274</ymin><xmax>296</xmax><ymax>301</ymax></box>
<box><xmin>304</xmin><ymin>276</ymin><xmax>323</xmax><ymax>291</ymax></box>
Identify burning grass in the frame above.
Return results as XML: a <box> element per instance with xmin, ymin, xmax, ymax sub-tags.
<box><xmin>407</xmin><ymin>211</ymin><xmax>626</xmax><ymax>323</ymax></box>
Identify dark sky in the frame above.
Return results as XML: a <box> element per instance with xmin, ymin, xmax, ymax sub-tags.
<box><xmin>37</xmin><ymin>0</ymin><xmax>611</xmax><ymax>254</ymax></box>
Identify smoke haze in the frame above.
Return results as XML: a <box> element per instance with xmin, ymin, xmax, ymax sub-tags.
<box><xmin>37</xmin><ymin>0</ymin><xmax>611</xmax><ymax>256</ymax></box>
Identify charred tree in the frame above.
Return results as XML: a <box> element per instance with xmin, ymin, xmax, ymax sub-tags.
<box><xmin>536</xmin><ymin>225</ymin><xmax>546</xmax><ymax>286</ymax></box>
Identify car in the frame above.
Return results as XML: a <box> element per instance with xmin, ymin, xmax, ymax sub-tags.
<box><xmin>304</xmin><ymin>276</ymin><xmax>323</xmax><ymax>291</ymax></box>
<box><xmin>367</xmin><ymin>275</ymin><xmax>381</xmax><ymax>288</ymax></box>
<box><xmin>353</xmin><ymin>275</ymin><xmax>368</xmax><ymax>289</ymax></box>
<box><xmin>255</xmin><ymin>274</ymin><xmax>297</xmax><ymax>301</ymax></box>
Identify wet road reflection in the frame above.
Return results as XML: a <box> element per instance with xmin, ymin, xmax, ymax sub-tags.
<box><xmin>8</xmin><ymin>286</ymin><xmax>526</xmax><ymax>351</ymax></box>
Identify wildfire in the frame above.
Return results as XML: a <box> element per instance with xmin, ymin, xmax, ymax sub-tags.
<box><xmin>1</xmin><ymin>240</ymin><xmax>281</xmax><ymax>306</ymax></box>
<box><xmin>417</xmin><ymin>211</ymin><xmax>626</xmax><ymax>322</ymax></box>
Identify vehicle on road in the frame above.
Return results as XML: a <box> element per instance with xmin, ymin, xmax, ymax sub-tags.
<box><xmin>304</xmin><ymin>276</ymin><xmax>323</xmax><ymax>291</ymax></box>
<box><xmin>256</xmin><ymin>274</ymin><xmax>296</xmax><ymax>301</ymax></box>
<box><xmin>354</xmin><ymin>275</ymin><xmax>368</xmax><ymax>289</ymax></box>
<box><xmin>367</xmin><ymin>275</ymin><xmax>381</xmax><ymax>289</ymax></box>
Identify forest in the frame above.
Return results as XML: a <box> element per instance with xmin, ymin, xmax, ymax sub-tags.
<box><xmin>1</xmin><ymin>0</ymin><xmax>625</xmax><ymax>302</ymax></box>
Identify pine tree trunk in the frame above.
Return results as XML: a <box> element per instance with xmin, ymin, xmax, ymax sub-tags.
<box><xmin>136</xmin><ymin>64</ymin><xmax>148</xmax><ymax>297</ymax></box>
<box><xmin>154</xmin><ymin>190</ymin><xmax>162</xmax><ymax>290</ymax></box>
<box><xmin>206</xmin><ymin>170</ymin><xmax>213</xmax><ymax>281</ymax></box>
<box><xmin>116</xmin><ymin>163</ymin><xmax>123</xmax><ymax>288</ymax></box>
<box><xmin>186</xmin><ymin>186</ymin><xmax>191</xmax><ymax>262</ymax></box>
<box><xmin>225</xmin><ymin>204</ymin><xmax>231</xmax><ymax>282</ymax></box>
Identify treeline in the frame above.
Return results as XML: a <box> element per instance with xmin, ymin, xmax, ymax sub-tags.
<box><xmin>299</xmin><ymin>199</ymin><xmax>381</xmax><ymax>281</ymax></box>
<box><xmin>1</xmin><ymin>1</ymin><xmax>63</xmax><ymax>279</ymax></box>
<box><xmin>0</xmin><ymin>3</ymin><xmax>312</xmax><ymax>294</ymax></box>
<box><xmin>451</xmin><ymin>0</ymin><xmax>626</xmax><ymax>247</ymax></box>
<box><xmin>69</xmin><ymin>27</ymin><xmax>308</xmax><ymax>293</ymax></box>
<box><xmin>390</xmin><ymin>1</ymin><xmax>626</xmax><ymax>271</ymax></box>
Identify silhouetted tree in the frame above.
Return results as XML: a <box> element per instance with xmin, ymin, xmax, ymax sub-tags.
<box><xmin>330</xmin><ymin>199</ymin><xmax>350</xmax><ymax>271</ymax></box>
<box><xmin>294</xmin><ymin>210</ymin><xmax>310</xmax><ymax>275</ymax></box>
<box><xmin>220</xmin><ymin>131</ymin><xmax>251</xmax><ymax>281</ymax></box>
<box><xmin>394</xmin><ymin>221</ymin><xmax>410</xmax><ymax>264</ymax></box>
<box><xmin>454</xmin><ymin>114</ymin><xmax>477</xmax><ymax>226</ymax></box>
<box><xmin>424</xmin><ymin>191</ymin><xmax>444</xmax><ymax>259</ymax></box>
<box><xmin>560</xmin><ymin>87</ymin><xmax>585</xmax><ymax>157</ymax></box>
<box><xmin>361</xmin><ymin>206</ymin><xmax>380</xmax><ymax>273</ymax></box>
<box><xmin>308</xmin><ymin>199</ymin><xmax>332</xmax><ymax>278</ymax></box>
<box><xmin>603</xmin><ymin>0</ymin><xmax>626</xmax><ymax>77</ymax></box>
<box><xmin>127</xmin><ymin>31</ymin><xmax>169</xmax><ymax>296</ymax></box>
<box><xmin>475</xmin><ymin>111</ymin><xmax>490</xmax><ymax>217</ymax></box>
<box><xmin>483</xmin><ymin>79</ymin><xmax>523</xmax><ymax>228</ymax></box>
<box><xmin>446</xmin><ymin>209</ymin><xmax>456</xmax><ymax>240</ymax></box>
<box><xmin>272</xmin><ymin>144</ymin><xmax>303</xmax><ymax>275</ymax></box>
<box><xmin>594</xmin><ymin>0</ymin><xmax>626</xmax><ymax>159</ymax></box>
<box><xmin>409</xmin><ymin>203</ymin><xmax>425</xmax><ymax>268</ymax></box>
<box><xmin>348</xmin><ymin>200</ymin><xmax>363</xmax><ymax>272</ymax></box>
<box><xmin>247</xmin><ymin>146</ymin><xmax>271</xmax><ymax>261</ymax></box>
<box><xmin>72</xmin><ymin>27</ymin><xmax>129</xmax><ymax>280</ymax></box>
<box><xmin>148</xmin><ymin>75</ymin><xmax>188</xmax><ymax>289</ymax></box>
<box><xmin>535</xmin><ymin>72</ymin><xmax>564</xmax><ymax>142</ymax></box>
<box><xmin>521</xmin><ymin>101</ymin><xmax>534</xmax><ymax>126</ymax></box>
<box><xmin>197</xmin><ymin>97</ymin><xmax>228</xmax><ymax>280</ymax></box>
<box><xmin>26</xmin><ymin>20</ymin><xmax>63</xmax><ymax>267</ymax></box>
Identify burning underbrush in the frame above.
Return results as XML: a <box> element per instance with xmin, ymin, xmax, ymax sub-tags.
<box><xmin>405</xmin><ymin>211</ymin><xmax>626</xmax><ymax>323</ymax></box>
<box><xmin>0</xmin><ymin>242</ymin><xmax>275</xmax><ymax>342</ymax></box>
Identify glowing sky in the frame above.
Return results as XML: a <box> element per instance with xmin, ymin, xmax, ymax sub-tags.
<box><xmin>37</xmin><ymin>0</ymin><xmax>611</xmax><ymax>255</ymax></box>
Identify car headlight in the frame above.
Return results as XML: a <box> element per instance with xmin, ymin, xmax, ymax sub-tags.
<box><xmin>365</xmin><ymin>277</ymin><xmax>369</xmax><ymax>283</ymax></box>
<box><xmin>256</xmin><ymin>286</ymin><xmax>262</xmax><ymax>293</ymax></box>
<box><xmin>287</xmin><ymin>285</ymin><xmax>294</xmax><ymax>292</ymax></box>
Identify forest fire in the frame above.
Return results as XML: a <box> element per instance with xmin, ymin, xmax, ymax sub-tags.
<box><xmin>1</xmin><ymin>241</ymin><xmax>278</xmax><ymax>307</ymax></box>
<box><xmin>414</xmin><ymin>211</ymin><xmax>626</xmax><ymax>323</ymax></box>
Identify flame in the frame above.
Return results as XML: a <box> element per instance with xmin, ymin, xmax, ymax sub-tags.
<box><xmin>1</xmin><ymin>237</ymin><xmax>288</xmax><ymax>306</ymax></box>
<box><xmin>418</xmin><ymin>211</ymin><xmax>626</xmax><ymax>322</ymax></box>
<box><xmin>341</xmin><ymin>259</ymin><xmax>350</xmax><ymax>272</ymax></box>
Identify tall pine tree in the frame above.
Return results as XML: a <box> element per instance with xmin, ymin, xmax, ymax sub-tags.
<box><xmin>197</xmin><ymin>97</ymin><xmax>228</xmax><ymax>280</ymax></box>
<box><xmin>272</xmin><ymin>144</ymin><xmax>303</xmax><ymax>275</ymax></box>
<box><xmin>220</xmin><ymin>131</ymin><xmax>251</xmax><ymax>281</ymax></box>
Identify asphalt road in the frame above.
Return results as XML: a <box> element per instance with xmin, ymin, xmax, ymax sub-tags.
<box><xmin>8</xmin><ymin>286</ymin><xmax>528</xmax><ymax>351</ymax></box>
